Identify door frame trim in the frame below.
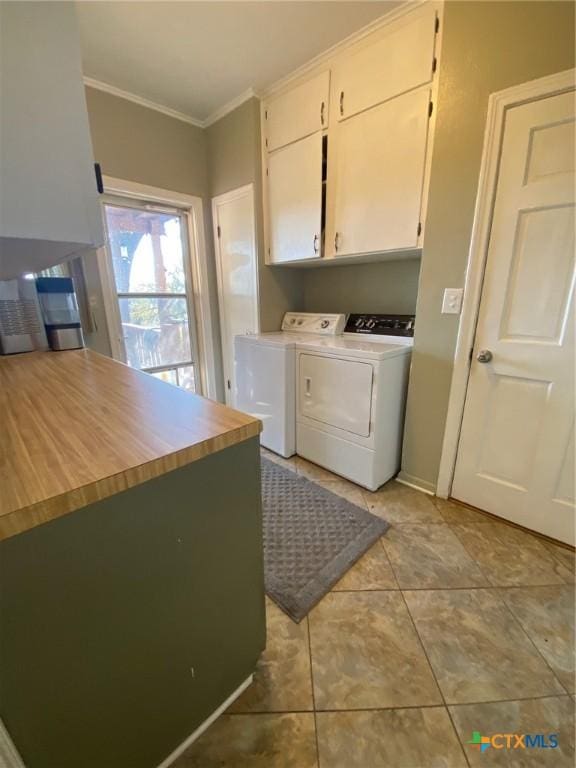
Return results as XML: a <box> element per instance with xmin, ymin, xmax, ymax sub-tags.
<box><xmin>97</xmin><ymin>176</ymin><xmax>220</xmax><ymax>400</ymax></box>
<box><xmin>436</xmin><ymin>67</ymin><xmax>575</xmax><ymax>498</ymax></box>
<box><xmin>211</xmin><ymin>183</ymin><xmax>260</xmax><ymax>404</ymax></box>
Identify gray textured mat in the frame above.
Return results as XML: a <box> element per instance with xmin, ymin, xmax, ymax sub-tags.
<box><xmin>261</xmin><ymin>457</ymin><xmax>389</xmax><ymax>622</ymax></box>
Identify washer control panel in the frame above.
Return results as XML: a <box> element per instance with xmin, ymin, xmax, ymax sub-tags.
<box><xmin>281</xmin><ymin>313</ymin><xmax>347</xmax><ymax>335</ymax></box>
<box><xmin>344</xmin><ymin>314</ymin><xmax>415</xmax><ymax>337</ymax></box>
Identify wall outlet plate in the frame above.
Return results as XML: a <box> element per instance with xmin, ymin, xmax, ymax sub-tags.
<box><xmin>441</xmin><ymin>288</ymin><xmax>464</xmax><ymax>314</ymax></box>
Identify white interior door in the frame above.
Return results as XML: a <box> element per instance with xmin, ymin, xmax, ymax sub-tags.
<box><xmin>326</xmin><ymin>86</ymin><xmax>430</xmax><ymax>258</ymax></box>
<box><xmin>267</xmin><ymin>132</ymin><xmax>323</xmax><ymax>263</ymax></box>
<box><xmin>213</xmin><ymin>185</ymin><xmax>259</xmax><ymax>406</ymax></box>
<box><xmin>452</xmin><ymin>90</ymin><xmax>575</xmax><ymax>545</ymax></box>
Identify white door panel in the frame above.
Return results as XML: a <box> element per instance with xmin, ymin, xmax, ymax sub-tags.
<box><xmin>326</xmin><ymin>87</ymin><xmax>430</xmax><ymax>257</ymax></box>
<box><xmin>453</xmin><ymin>90</ymin><xmax>575</xmax><ymax>545</ymax></box>
<box><xmin>213</xmin><ymin>186</ymin><xmax>259</xmax><ymax>405</ymax></box>
<box><xmin>299</xmin><ymin>354</ymin><xmax>373</xmax><ymax>437</ymax></box>
<box><xmin>266</xmin><ymin>71</ymin><xmax>329</xmax><ymax>152</ymax></box>
<box><xmin>268</xmin><ymin>133</ymin><xmax>323</xmax><ymax>263</ymax></box>
<box><xmin>334</xmin><ymin>4</ymin><xmax>437</xmax><ymax>121</ymax></box>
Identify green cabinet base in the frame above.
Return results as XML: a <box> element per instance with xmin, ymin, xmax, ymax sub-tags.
<box><xmin>0</xmin><ymin>438</ymin><xmax>265</xmax><ymax>768</ymax></box>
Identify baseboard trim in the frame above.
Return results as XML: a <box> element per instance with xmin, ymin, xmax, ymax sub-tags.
<box><xmin>396</xmin><ymin>472</ymin><xmax>436</xmax><ymax>495</ymax></box>
<box><xmin>156</xmin><ymin>674</ymin><xmax>254</xmax><ymax>768</ymax></box>
<box><xmin>0</xmin><ymin>718</ymin><xmax>26</xmax><ymax>768</ymax></box>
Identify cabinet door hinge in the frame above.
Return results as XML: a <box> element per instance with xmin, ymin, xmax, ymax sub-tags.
<box><xmin>428</xmin><ymin>101</ymin><xmax>434</xmax><ymax>118</ymax></box>
<box><xmin>417</xmin><ymin>222</ymin><xmax>422</xmax><ymax>237</ymax></box>
<box><xmin>435</xmin><ymin>16</ymin><xmax>440</xmax><ymax>33</ymax></box>
<box><xmin>432</xmin><ymin>56</ymin><xmax>437</xmax><ymax>74</ymax></box>
<box><xmin>217</xmin><ymin>225</ymin><xmax>221</xmax><ymax>238</ymax></box>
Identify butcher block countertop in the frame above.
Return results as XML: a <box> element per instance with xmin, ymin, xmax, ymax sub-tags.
<box><xmin>0</xmin><ymin>350</ymin><xmax>261</xmax><ymax>542</ymax></box>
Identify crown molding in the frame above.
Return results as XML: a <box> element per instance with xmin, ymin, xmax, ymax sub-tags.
<box><xmin>203</xmin><ymin>87</ymin><xmax>259</xmax><ymax>128</ymax></box>
<box><xmin>84</xmin><ymin>77</ymin><xmax>259</xmax><ymax>129</ymax></box>
<box><xmin>260</xmin><ymin>0</ymin><xmax>427</xmax><ymax>100</ymax></box>
<box><xmin>83</xmin><ymin>77</ymin><xmax>205</xmax><ymax>128</ymax></box>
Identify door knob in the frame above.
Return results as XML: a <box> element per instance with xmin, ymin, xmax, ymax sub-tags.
<box><xmin>477</xmin><ymin>349</ymin><xmax>493</xmax><ymax>363</ymax></box>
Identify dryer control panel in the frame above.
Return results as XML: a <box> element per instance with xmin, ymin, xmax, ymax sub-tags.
<box><xmin>344</xmin><ymin>314</ymin><xmax>415</xmax><ymax>337</ymax></box>
<box><xmin>281</xmin><ymin>313</ymin><xmax>346</xmax><ymax>335</ymax></box>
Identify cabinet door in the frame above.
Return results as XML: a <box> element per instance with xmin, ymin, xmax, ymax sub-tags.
<box><xmin>266</xmin><ymin>71</ymin><xmax>329</xmax><ymax>152</ymax></box>
<box><xmin>327</xmin><ymin>87</ymin><xmax>430</xmax><ymax>258</ymax></box>
<box><xmin>267</xmin><ymin>133</ymin><xmax>323</xmax><ymax>264</ymax></box>
<box><xmin>334</xmin><ymin>5</ymin><xmax>437</xmax><ymax>121</ymax></box>
<box><xmin>0</xmin><ymin>2</ymin><xmax>104</xmax><ymax>280</ymax></box>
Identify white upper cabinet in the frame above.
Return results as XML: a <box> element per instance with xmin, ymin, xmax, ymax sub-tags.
<box><xmin>334</xmin><ymin>5</ymin><xmax>437</xmax><ymax>121</ymax></box>
<box><xmin>267</xmin><ymin>133</ymin><xmax>323</xmax><ymax>263</ymax></box>
<box><xmin>326</xmin><ymin>87</ymin><xmax>431</xmax><ymax>258</ymax></box>
<box><xmin>265</xmin><ymin>71</ymin><xmax>330</xmax><ymax>152</ymax></box>
<box><xmin>0</xmin><ymin>2</ymin><xmax>104</xmax><ymax>280</ymax></box>
<box><xmin>261</xmin><ymin>2</ymin><xmax>441</xmax><ymax>265</ymax></box>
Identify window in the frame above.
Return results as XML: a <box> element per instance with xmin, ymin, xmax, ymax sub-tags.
<box><xmin>102</xmin><ymin>200</ymin><xmax>198</xmax><ymax>392</ymax></box>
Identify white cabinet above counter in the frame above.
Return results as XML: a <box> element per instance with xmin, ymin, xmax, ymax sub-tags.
<box><xmin>261</xmin><ymin>1</ymin><xmax>442</xmax><ymax>267</ymax></box>
<box><xmin>0</xmin><ymin>2</ymin><xmax>104</xmax><ymax>281</ymax></box>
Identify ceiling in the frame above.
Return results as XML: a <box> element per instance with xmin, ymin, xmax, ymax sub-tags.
<box><xmin>77</xmin><ymin>1</ymin><xmax>402</xmax><ymax>124</ymax></box>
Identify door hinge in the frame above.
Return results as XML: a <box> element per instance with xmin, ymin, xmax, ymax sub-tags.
<box><xmin>432</xmin><ymin>56</ymin><xmax>437</xmax><ymax>74</ymax></box>
<box><xmin>428</xmin><ymin>101</ymin><xmax>434</xmax><ymax>118</ymax></box>
<box><xmin>435</xmin><ymin>16</ymin><xmax>440</xmax><ymax>33</ymax></box>
<box><xmin>417</xmin><ymin>222</ymin><xmax>422</xmax><ymax>237</ymax></box>
<box><xmin>468</xmin><ymin>347</ymin><xmax>474</xmax><ymax>363</ymax></box>
<box><xmin>217</xmin><ymin>225</ymin><xmax>221</xmax><ymax>238</ymax></box>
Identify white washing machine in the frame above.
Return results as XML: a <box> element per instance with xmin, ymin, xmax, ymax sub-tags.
<box><xmin>296</xmin><ymin>314</ymin><xmax>414</xmax><ymax>491</ymax></box>
<box><xmin>234</xmin><ymin>313</ymin><xmax>347</xmax><ymax>457</ymax></box>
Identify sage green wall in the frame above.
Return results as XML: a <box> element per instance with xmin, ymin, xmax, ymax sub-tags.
<box><xmin>83</xmin><ymin>86</ymin><xmax>225</xmax><ymax>398</ymax></box>
<box><xmin>302</xmin><ymin>259</ymin><xmax>421</xmax><ymax>315</ymax></box>
<box><xmin>206</xmin><ymin>98</ymin><xmax>304</xmax><ymax>331</ymax></box>
<box><xmin>400</xmin><ymin>0</ymin><xmax>575</xmax><ymax>491</ymax></box>
<box><xmin>85</xmin><ymin>86</ymin><xmax>207</xmax><ymax>196</ymax></box>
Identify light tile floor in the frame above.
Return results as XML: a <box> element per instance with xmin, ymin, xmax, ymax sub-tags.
<box><xmin>175</xmin><ymin>451</ymin><xmax>575</xmax><ymax>767</ymax></box>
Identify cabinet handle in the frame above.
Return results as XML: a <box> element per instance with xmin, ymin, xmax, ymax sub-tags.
<box><xmin>339</xmin><ymin>91</ymin><xmax>344</xmax><ymax>116</ymax></box>
<box><xmin>334</xmin><ymin>232</ymin><xmax>340</xmax><ymax>252</ymax></box>
<box><xmin>313</xmin><ymin>234</ymin><xmax>319</xmax><ymax>254</ymax></box>
<box><xmin>94</xmin><ymin>163</ymin><xmax>104</xmax><ymax>194</ymax></box>
<box><xmin>305</xmin><ymin>376</ymin><xmax>312</xmax><ymax>396</ymax></box>
<box><xmin>320</xmin><ymin>101</ymin><xmax>325</xmax><ymax>125</ymax></box>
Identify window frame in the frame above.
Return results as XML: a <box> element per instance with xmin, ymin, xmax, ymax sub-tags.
<box><xmin>95</xmin><ymin>177</ymin><xmax>219</xmax><ymax>399</ymax></box>
<box><xmin>103</xmin><ymin>196</ymin><xmax>198</xmax><ymax>383</ymax></box>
